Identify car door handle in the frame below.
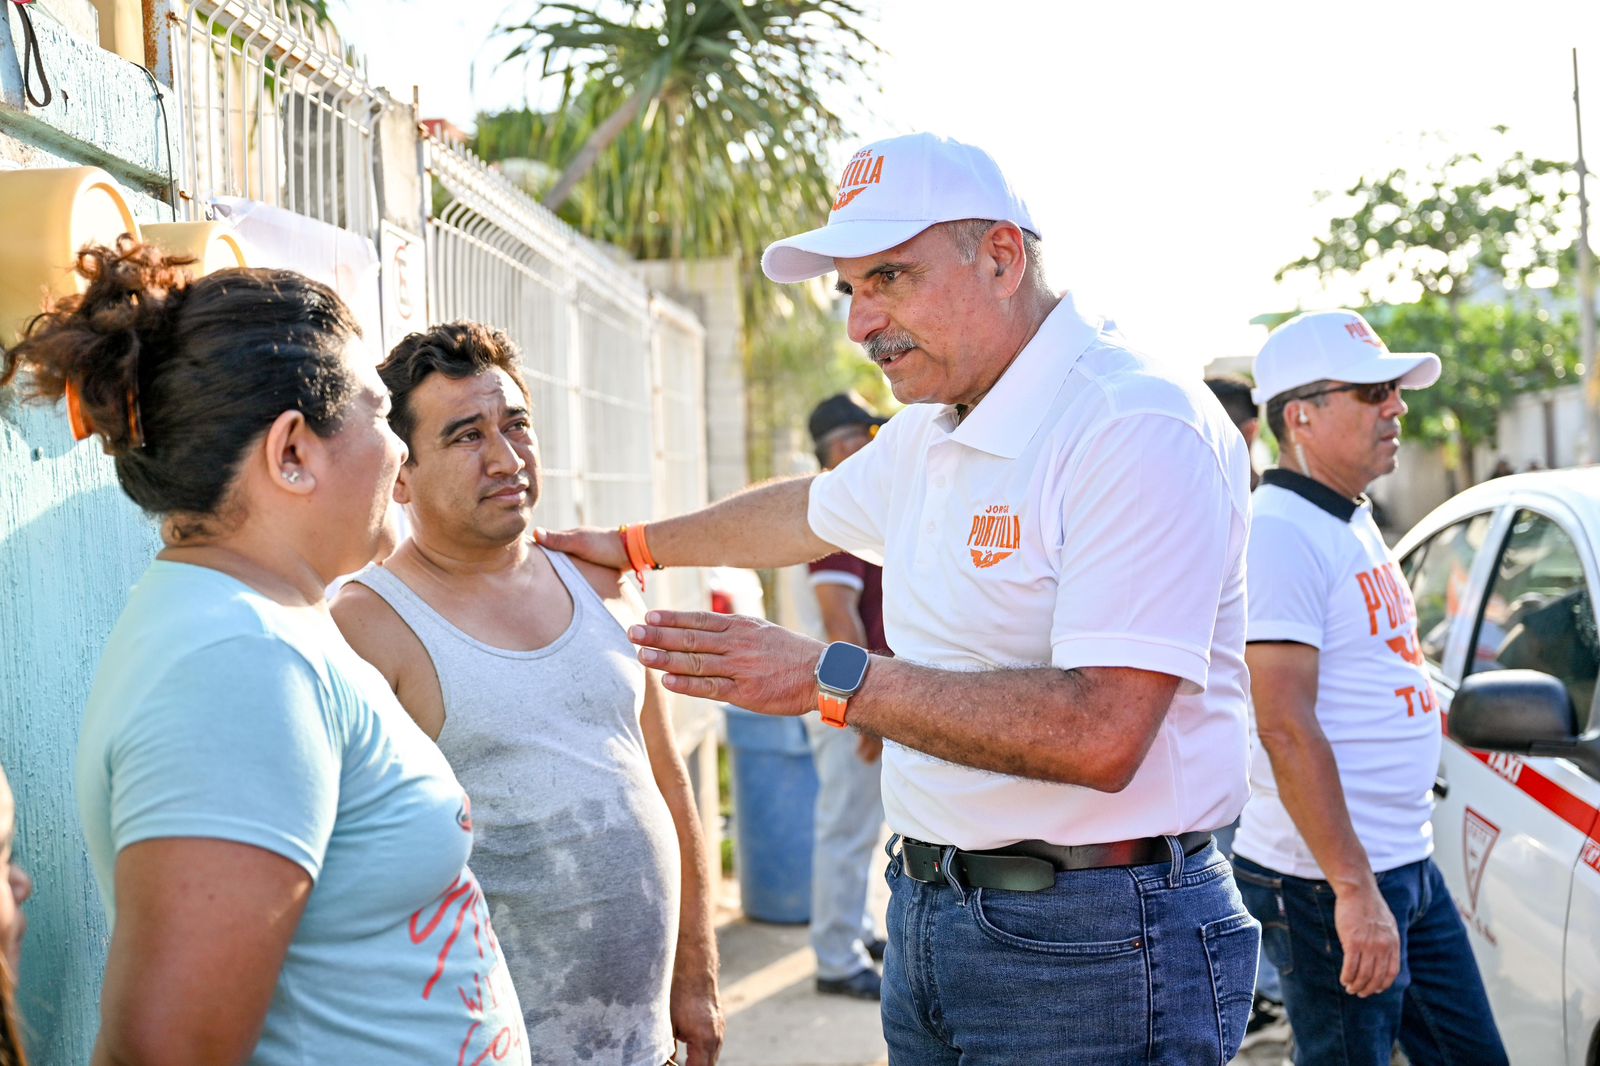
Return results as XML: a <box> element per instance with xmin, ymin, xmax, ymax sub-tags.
<box><xmin>1433</xmin><ymin>775</ymin><xmax>1449</xmax><ymax>799</ymax></box>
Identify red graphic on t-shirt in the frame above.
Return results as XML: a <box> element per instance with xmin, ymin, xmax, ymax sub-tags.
<box><xmin>457</xmin><ymin>794</ymin><xmax>474</xmax><ymax>832</ymax></box>
<box><xmin>410</xmin><ymin>870</ymin><xmax>524</xmax><ymax>1064</ymax></box>
<box><xmin>411</xmin><ymin>877</ymin><xmax>480</xmax><ymax>999</ymax></box>
<box><xmin>457</xmin><ymin>1020</ymin><xmax>523</xmax><ymax>1066</ymax></box>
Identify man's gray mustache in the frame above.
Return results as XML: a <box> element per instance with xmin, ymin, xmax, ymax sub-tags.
<box><xmin>863</xmin><ymin>333</ymin><xmax>916</xmax><ymax>360</ymax></box>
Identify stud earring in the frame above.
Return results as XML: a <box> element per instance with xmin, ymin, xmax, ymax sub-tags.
<box><xmin>283</xmin><ymin>470</ymin><xmax>302</xmax><ymax>484</ymax></box>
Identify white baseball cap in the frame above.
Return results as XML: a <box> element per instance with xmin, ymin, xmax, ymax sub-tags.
<box><xmin>760</xmin><ymin>132</ymin><xmax>1040</xmax><ymax>284</ymax></box>
<box><xmin>1252</xmin><ymin>309</ymin><xmax>1441</xmax><ymax>405</ymax></box>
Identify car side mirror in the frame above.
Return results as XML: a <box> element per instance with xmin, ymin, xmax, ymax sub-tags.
<box><xmin>1450</xmin><ymin>670</ymin><xmax>1600</xmax><ymax>779</ymax></box>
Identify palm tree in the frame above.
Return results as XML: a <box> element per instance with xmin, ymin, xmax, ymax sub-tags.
<box><xmin>482</xmin><ymin>0</ymin><xmax>886</xmax><ymax>505</ymax></box>
<box><xmin>487</xmin><ymin>0</ymin><xmax>879</xmax><ymax>261</ymax></box>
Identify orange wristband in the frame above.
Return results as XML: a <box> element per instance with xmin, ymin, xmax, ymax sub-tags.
<box><xmin>619</xmin><ymin>523</ymin><xmax>662</xmax><ymax>588</ymax></box>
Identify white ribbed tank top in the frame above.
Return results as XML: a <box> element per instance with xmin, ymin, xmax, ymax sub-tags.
<box><xmin>353</xmin><ymin>547</ymin><xmax>679</xmax><ymax>1066</ymax></box>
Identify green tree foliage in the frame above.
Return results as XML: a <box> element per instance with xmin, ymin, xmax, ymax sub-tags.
<box><xmin>1276</xmin><ymin>132</ymin><xmax>1585</xmax><ymax>470</ymax></box>
<box><xmin>487</xmin><ymin>0</ymin><xmax>878</xmax><ymax>258</ymax></box>
<box><xmin>1368</xmin><ymin>299</ymin><xmax>1581</xmax><ymax>462</ymax></box>
<box><xmin>744</xmin><ymin>289</ymin><xmax>896</xmax><ymax>482</ymax></box>
<box><xmin>480</xmin><ymin>0</ymin><xmax>886</xmax><ymax>486</ymax></box>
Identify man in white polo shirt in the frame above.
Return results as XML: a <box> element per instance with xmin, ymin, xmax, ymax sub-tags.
<box><xmin>1233</xmin><ymin>310</ymin><xmax>1508</xmax><ymax>1065</ymax></box>
<box><xmin>541</xmin><ymin>132</ymin><xmax>1259</xmax><ymax>1062</ymax></box>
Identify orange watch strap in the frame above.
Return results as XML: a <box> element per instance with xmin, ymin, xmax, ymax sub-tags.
<box><xmin>818</xmin><ymin>690</ymin><xmax>850</xmax><ymax>729</ymax></box>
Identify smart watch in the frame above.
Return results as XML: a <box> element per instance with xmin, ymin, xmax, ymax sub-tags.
<box><xmin>814</xmin><ymin>641</ymin><xmax>871</xmax><ymax>729</ymax></box>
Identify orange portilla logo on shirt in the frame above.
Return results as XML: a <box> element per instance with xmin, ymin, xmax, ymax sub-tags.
<box><xmin>968</xmin><ymin>504</ymin><xmax>1021</xmax><ymax>569</ymax></box>
<box><xmin>833</xmin><ymin>148</ymin><xmax>887</xmax><ymax>212</ymax></box>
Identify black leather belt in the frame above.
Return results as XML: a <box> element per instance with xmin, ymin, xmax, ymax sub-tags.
<box><xmin>900</xmin><ymin>831</ymin><xmax>1213</xmax><ymax>893</ymax></box>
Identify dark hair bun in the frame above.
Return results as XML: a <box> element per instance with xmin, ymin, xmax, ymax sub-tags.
<box><xmin>2</xmin><ymin>239</ymin><xmax>362</xmax><ymax>531</ymax></box>
<box><xmin>2</xmin><ymin>237</ymin><xmax>195</xmax><ymax>456</ymax></box>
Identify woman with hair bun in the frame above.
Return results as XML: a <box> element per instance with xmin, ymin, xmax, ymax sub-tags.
<box><xmin>1</xmin><ymin>239</ymin><xmax>529</xmax><ymax>1066</ymax></box>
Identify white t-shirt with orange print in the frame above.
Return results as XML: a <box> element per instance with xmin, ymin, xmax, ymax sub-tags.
<box><xmin>1233</xmin><ymin>469</ymin><xmax>1443</xmax><ymax>879</ymax></box>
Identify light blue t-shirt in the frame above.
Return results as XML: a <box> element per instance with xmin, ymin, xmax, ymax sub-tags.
<box><xmin>78</xmin><ymin>561</ymin><xmax>530</xmax><ymax>1065</ymax></box>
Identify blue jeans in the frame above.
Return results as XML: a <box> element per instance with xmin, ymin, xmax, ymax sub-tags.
<box><xmin>1214</xmin><ymin>820</ymin><xmax>1283</xmax><ymax>1002</ymax></box>
<box><xmin>880</xmin><ymin>836</ymin><xmax>1259</xmax><ymax>1065</ymax></box>
<box><xmin>1233</xmin><ymin>855</ymin><xmax>1508</xmax><ymax>1066</ymax></box>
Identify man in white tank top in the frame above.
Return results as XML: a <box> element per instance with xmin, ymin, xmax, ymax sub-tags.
<box><xmin>331</xmin><ymin>322</ymin><xmax>723</xmax><ymax>1066</ymax></box>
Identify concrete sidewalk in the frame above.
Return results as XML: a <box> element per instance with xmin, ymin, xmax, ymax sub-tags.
<box><xmin>715</xmin><ymin>906</ymin><xmax>889</xmax><ymax>1066</ymax></box>
<box><xmin>713</xmin><ymin>870</ymin><xmax>889</xmax><ymax>1066</ymax></box>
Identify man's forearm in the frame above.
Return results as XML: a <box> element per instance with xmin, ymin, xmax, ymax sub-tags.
<box><xmin>824</xmin><ymin>615</ymin><xmax>870</xmax><ymax>646</ymax></box>
<box><xmin>846</xmin><ymin>658</ymin><xmax>1175</xmax><ymax>792</ymax></box>
<box><xmin>1258</xmin><ymin>724</ymin><xmax>1374</xmax><ymax>891</ymax></box>
<box><xmin>668</xmin><ymin>768</ymin><xmax>718</xmax><ymax>992</ymax></box>
<box><xmin>650</xmin><ymin>475</ymin><xmax>834</xmax><ymax>569</ymax></box>
<box><xmin>815</xmin><ymin>589</ymin><xmax>870</xmax><ymax>647</ymax></box>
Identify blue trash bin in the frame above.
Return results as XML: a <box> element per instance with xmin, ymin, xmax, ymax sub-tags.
<box><xmin>723</xmin><ymin>704</ymin><xmax>819</xmax><ymax>924</ymax></box>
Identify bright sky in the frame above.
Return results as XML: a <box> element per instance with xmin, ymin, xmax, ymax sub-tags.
<box><xmin>340</xmin><ymin>0</ymin><xmax>1600</xmax><ymax>366</ymax></box>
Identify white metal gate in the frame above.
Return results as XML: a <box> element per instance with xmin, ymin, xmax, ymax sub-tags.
<box><xmin>164</xmin><ymin>0</ymin><xmax>388</xmax><ymax>238</ymax></box>
<box><xmin>160</xmin><ymin>0</ymin><xmax>712</xmax><ymax>589</ymax></box>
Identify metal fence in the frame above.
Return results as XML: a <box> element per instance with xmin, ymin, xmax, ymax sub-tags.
<box><xmin>160</xmin><ymin>1</ymin><xmax>712</xmax><ymax>604</ymax></box>
<box><xmin>162</xmin><ymin>2</ymin><xmax>712</xmax><ymax>610</ymax></box>
<box><xmin>425</xmin><ymin>137</ymin><xmax>710</xmax><ymax>610</ymax></box>
<box><xmin>164</xmin><ymin>0</ymin><xmax>390</xmax><ymax>237</ymax></box>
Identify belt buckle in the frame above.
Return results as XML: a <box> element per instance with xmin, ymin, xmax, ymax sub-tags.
<box><xmin>900</xmin><ymin>839</ymin><xmax>946</xmax><ymax>884</ymax></box>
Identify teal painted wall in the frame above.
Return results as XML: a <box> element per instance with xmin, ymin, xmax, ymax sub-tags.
<box><xmin>2</xmin><ymin>8</ymin><xmax>175</xmax><ymax>1055</ymax></box>
<box><xmin>1</xmin><ymin>396</ymin><xmax>160</xmax><ymax>1063</ymax></box>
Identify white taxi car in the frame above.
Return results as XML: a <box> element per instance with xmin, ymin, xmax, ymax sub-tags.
<box><xmin>1393</xmin><ymin>467</ymin><xmax>1600</xmax><ymax>1065</ymax></box>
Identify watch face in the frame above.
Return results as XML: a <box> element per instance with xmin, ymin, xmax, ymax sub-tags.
<box><xmin>817</xmin><ymin>642</ymin><xmax>870</xmax><ymax>692</ymax></box>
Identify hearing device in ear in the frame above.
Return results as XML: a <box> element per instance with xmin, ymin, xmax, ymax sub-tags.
<box><xmin>1298</xmin><ymin>411</ymin><xmax>1310</xmax><ymax>425</ymax></box>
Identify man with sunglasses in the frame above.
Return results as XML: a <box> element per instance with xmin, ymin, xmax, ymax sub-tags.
<box><xmin>1233</xmin><ymin>310</ymin><xmax>1508</xmax><ymax>1065</ymax></box>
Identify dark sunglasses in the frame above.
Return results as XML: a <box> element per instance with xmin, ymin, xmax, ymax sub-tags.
<box><xmin>1298</xmin><ymin>378</ymin><xmax>1402</xmax><ymax>405</ymax></box>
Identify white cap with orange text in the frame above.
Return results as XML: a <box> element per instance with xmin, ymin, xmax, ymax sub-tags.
<box><xmin>1252</xmin><ymin>309</ymin><xmax>1441</xmax><ymax>406</ymax></box>
<box><xmin>760</xmin><ymin>132</ymin><xmax>1040</xmax><ymax>284</ymax></box>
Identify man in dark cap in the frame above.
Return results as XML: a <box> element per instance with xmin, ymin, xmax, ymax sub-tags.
<box><xmin>1205</xmin><ymin>373</ymin><xmax>1260</xmax><ymax>490</ymax></box>
<box><xmin>803</xmin><ymin>392</ymin><xmax>892</xmax><ymax>999</ymax></box>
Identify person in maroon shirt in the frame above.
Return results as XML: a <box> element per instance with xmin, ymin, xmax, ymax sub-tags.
<box><xmin>805</xmin><ymin>393</ymin><xmax>892</xmax><ymax>1000</ymax></box>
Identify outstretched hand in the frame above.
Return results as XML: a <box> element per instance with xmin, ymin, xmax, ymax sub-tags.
<box><xmin>629</xmin><ymin>610</ymin><xmax>824</xmax><ymax>716</ymax></box>
<box><xmin>534</xmin><ymin>525</ymin><xmax>629</xmax><ymax>571</ymax></box>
